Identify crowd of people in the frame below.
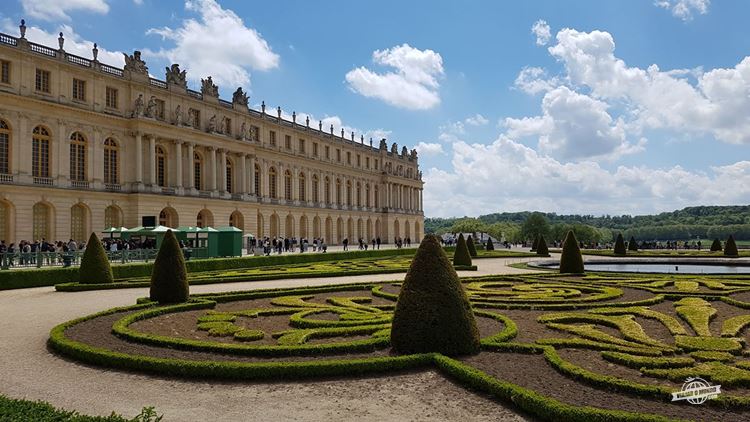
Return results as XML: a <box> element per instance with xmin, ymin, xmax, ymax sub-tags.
<box><xmin>249</xmin><ymin>236</ymin><xmax>415</xmax><ymax>256</ymax></box>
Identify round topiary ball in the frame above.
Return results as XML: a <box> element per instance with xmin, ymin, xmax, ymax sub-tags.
<box><xmin>725</xmin><ymin>235</ymin><xmax>739</xmax><ymax>257</ymax></box>
<box><xmin>79</xmin><ymin>232</ymin><xmax>113</xmax><ymax>284</ymax></box>
<box><xmin>453</xmin><ymin>233</ymin><xmax>472</xmax><ymax>267</ymax></box>
<box><xmin>391</xmin><ymin>234</ymin><xmax>480</xmax><ymax>356</ymax></box>
<box><xmin>560</xmin><ymin>230</ymin><xmax>584</xmax><ymax>274</ymax></box>
<box><xmin>149</xmin><ymin>230</ymin><xmax>189</xmax><ymax>303</ymax></box>
<box><xmin>614</xmin><ymin>233</ymin><xmax>627</xmax><ymax>256</ymax></box>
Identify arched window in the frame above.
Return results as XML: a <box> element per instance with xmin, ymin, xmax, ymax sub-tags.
<box><xmin>197</xmin><ymin>210</ymin><xmax>206</xmax><ymax>228</ymax></box>
<box><xmin>298</xmin><ymin>172</ymin><xmax>306</xmax><ymax>201</ymax></box>
<box><xmin>346</xmin><ymin>181</ymin><xmax>352</xmax><ymax>206</ymax></box>
<box><xmin>69</xmin><ymin>132</ymin><xmax>87</xmax><ymax>182</ymax></box>
<box><xmin>284</xmin><ymin>170</ymin><xmax>292</xmax><ymax>200</ymax></box>
<box><xmin>32</xmin><ymin>202</ymin><xmax>50</xmax><ymax>240</ymax></box>
<box><xmin>254</xmin><ymin>164</ymin><xmax>260</xmax><ymax>196</ymax></box>
<box><xmin>356</xmin><ymin>182</ymin><xmax>361</xmax><ymax>207</ymax></box>
<box><xmin>324</xmin><ymin>177</ymin><xmax>331</xmax><ymax>204</ymax></box>
<box><xmin>365</xmin><ymin>184</ymin><xmax>371</xmax><ymax>207</ymax></box>
<box><xmin>226</xmin><ymin>159</ymin><xmax>233</xmax><ymax>193</ymax></box>
<box><xmin>193</xmin><ymin>153</ymin><xmax>202</xmax><ymax>190</ymax></box>
<box><xmin>374</xmin><ymin>186</ymin><xmax>379</xmax><ymax>208</ymax></box>
<box><xmin>269</xmin><ymin>167</ymin><xmax>277</xmax><ymax>198</ymax></box>
<box><xmin>104</xmin><ymin>205</ymin><xmax>121</xmax><ymax>229</ymax></box>
<box><xmin>32</xmin><ymin>126</ymin><xmax>50</xmax><ymax>178</ymax></box>
<box><xmin>103</xmin><ymin>138</ymin><xmax>118</xmax><ymax>184</ymax></box>
<box><xmin>159</xmin><ymin>208</ymin><xmax>178</xmax><ymax>228</ymax></box>
<box><xmin>335</xmin><ymin>179</ymin><xmax>341</xmax><ymax>205</ymax></box>
<box><xmin>312</xmin><ymin>175</ymin><xmax>319</xmax><ymax>203</ymax></box>
<box><xmin>0</xmin><ymin>120</ymin><xmax>10</xmax><ymax>175</ymax></box>
<box><xmin>70</xmin><ymin>204</ymin><xmax>86</xmax><ymax>242</ymax></box>
<box><xmin>155</xmin><ymin>146</ymin><xmax>166</xmax><ymax>187</ymax></box>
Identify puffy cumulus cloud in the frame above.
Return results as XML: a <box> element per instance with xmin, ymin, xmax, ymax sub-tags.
<box><xmin>20</xmin><ymin>0</ymin><xmax>109</xmax><ymax>22</ymax></box>
<box><xmin>655</xmin><ymin>0</ymin><xmax>710</xmax><ymax>21</ymax></box>
<box><xmin>465</xmin><ymin>114</ymin><xmax>489</xmax><ymax>126</ymax></box>
<box><xmin>513</xmin><ymin>66</ymin><xmax>559</xmax><ymax>95</ymax></box>
<box><xmin>531</xmin><ymin>19</ymin><xmax>551</xmax><ymax>46</ymax></box>
<box><xmin>546</xmin><ymin>27</ymin><xmax>750</xmax><ymax>145</ymax></box>
<box><xmin>423</xmin><ymin>136</ymin><xmax>750</xmax><ymax>218</ymax></box>
<box><xmin>504</xmin><ymin>86</ymin><xmax>644</xmax><ymax>160</ymax></box>
<box><xmin>1</xmin><ymin>19</ymin><xmax>123</xmax><ymax>66</ymax></box>
<box><xmin>414</xmin><ymin>142</ymin><xmax>444</xmax><ymax>156</ymax></box>
<box><xmin>345</xmin><ymin>44</ymin><xmax>444</xmax><ymax>110</ymax></box>
<box><xmin>145</xmin><ymin>0</ymin><xmax>279</xmax><ymax>89</ymax></box>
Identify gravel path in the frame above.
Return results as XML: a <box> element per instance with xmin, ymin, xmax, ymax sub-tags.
<box><xmin>0</xmin><ymin>256</ymin><xmax>541</xmax><ymax>422</ymax></box>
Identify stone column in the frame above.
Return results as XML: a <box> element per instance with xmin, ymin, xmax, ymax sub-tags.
<box><xmin>292</xmin><ymin>166</ymin><xmax>299</xmax><ymax>202</ymax></box>
<box><xmin>174</xmin><ymin>140</ymin><xmax>183</xmax><ymax>190</ymax></box>
<box><xmin>147</xmin><ymin>135</ymin><xmax>156</xmax><ymax>186</ymax></box>
<box><xmin>134</xmin><ymin>132</ymin><xmax>143</xmax><ymax>187</ymax></box>
<box><xmin>208</xmin><ymin>147</ymin><xmax>217</xmax><ymax>192</ymax></box>
<box><xmin>238</xmin><ymin>152</ymin><xmax>247</xmax><ymax>194</ymax></box>
<box><xmin>248</xmin><ymin>155</ymin><xmax>256</xmax><ymax>196</ymax></box>
<box><xmin>186</xmin><ymin>142</ymin><xmax>195</xmax><ymax>191</ymax></box>
<box><xmin>91</xmin><ymin>129</ymin><xmax>103</xmax><ymax>189</ymax></box>
<box><xmin>219</xmin><ymin>149</ymin><xmax>227</xmax><ymax>193</ymax></box>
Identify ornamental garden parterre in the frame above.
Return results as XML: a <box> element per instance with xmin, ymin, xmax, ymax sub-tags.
<box><xmin>45</xmin><ymin>232</ymin><xmax>750</xmax><ymax>421</ymax></box>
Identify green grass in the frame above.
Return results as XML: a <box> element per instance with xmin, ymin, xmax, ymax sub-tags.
<box><xmin>0</xmin><ymin>394</ymin><xmax>162</xmax><ymax>421</ymax></box>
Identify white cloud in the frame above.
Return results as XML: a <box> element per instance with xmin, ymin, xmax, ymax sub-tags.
<box><xmin>1</xmin><ymin>19</ymin><xmax>123</xmax><ymax>66</ymax></box>
<box><xmin>504</xmin><ymin>86</ymin><xmax>644</xmax><ymax>160</ymax></box>
<box><xmin>424</xmin><ymin>136</ymin><xmax>750</xmax><ymax>218</ymax></box>
<box><xmin>531</xmin><ymin>19</ymin><xmax>551</xmax><ymax>46</ymax></box>
<box><xmin>415</xmin><ymin>142</ymin><xmax>444</xmax><ymax>156</ymax></box>
<box><xmin>345</xmin><ymin>43</ymin><xmax>444</xmax><ymax>110</ymax></box>
<box><xmin>465</xmin><ymin>114</ymin><xmax>489</xmax><ymax>126</ymax></box>
<box><xmin>134</xmin><ymin>0</ymin><xmax>143</xmax><ymax>5</ymax></box>
<box><xmin>513</xmin><ymin>66</ymin><xmax>559</xmax><ymax>95</ymax></box>
<box><xmin>20</xmin><ymin>0</ymin><xmax>109</xmax><ymax>22</ymax></box>
<box><xmin>655</xmin><ymin>0</ymin><xmax>710</xmax><ymax>21</ymax></box>
<box><xmin>547</xmin><ymin>27</ymin><xmax>750</xmax><ymax>145</ymax></box>
<box><xmin>145</xmin><ymin>0</ymin><xmax>279</xmax><ymax>89</ymax></box>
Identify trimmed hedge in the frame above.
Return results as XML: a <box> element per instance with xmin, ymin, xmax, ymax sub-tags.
<box><xmin>453</xmin><ymin>233</ymin><xmax>472</xmax><ymax>267</ymax></box>
<box><xmin>614</xmin><ymin>234</ymin><xmax>626</xmax><ymax>256</ymax></box>
<box><xmin>710</xmin><ymin>238</ymin><xmax>723</xmax><ymax>252</ymax></box>
<box><xmin>628</xmin><ymin>236</ymin><xmax>638</xmax><ymax>252</ymax></box>
<box><xmin>0</xmin><ymin>394</ymin><xmax>161</xmax><ymax>421</ymax></box>
<box><xmin>531</xmin><ymin>235</ymin><xmax>539</xmax><ymax>252</ymax></box>
<box><xmin>559</xmin><ymin>231</ymin><xmax>584</xmax><ymax>274</ymax></box>
<box><xmin>725</xmin><ymin>235</ymin><xmax>739</xmax><ymax>257</ymax></box>
<box><xmin>485</xmin><ymin>237</ymin><xmax>494</xmax><ymax>251</ymax></box>
<box><xmin>149</xmin><ymin>230</ymin><xmax>189</xmax><ymax>304</ymax></box>
<box><xmin>467</xmin><ymin>235</ymin><xmax>478</xmax><ymax>258</ymax></box>
<box><xmin>536</xmin><ymin>235</ymin><xmax>549</xmax><ymax>256</ymax></box>
<box><xmin>79</xmin><ymin>232</ymin><xmax>114</xmax><ymax>284</ymax></box>
<box><xmin>391</xmin><ymin>235</ymin><xmax>480</xmax><ymax>355</ymax></box>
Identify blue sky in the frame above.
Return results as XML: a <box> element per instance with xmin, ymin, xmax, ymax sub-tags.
<box><xmin>3</xmin><ymin>0</ymin><xmax>750</xmax><ymax>217</ymax></box>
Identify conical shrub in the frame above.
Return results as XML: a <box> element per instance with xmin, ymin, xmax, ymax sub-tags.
<box><xmin>453</xmin><ymin>233</ymin><xmax>472</xmax><ymax>266</ymax></box>
<box><xmin>628</xmin><ymin>236</ymin><xmax>638</xmax><ymax>251</ymax></box>
<box><xmin>560</xmin><ymin>230</ymin><xmax>584</xmax><ymax>274</ymax></box>
<box><xmin>467</xmin><ymin>235</ymin><xmax>478</xmax><ymax>257</ymax></box>
<box><xmin>710</xmin><ymin>238</ymin><xmax>723</xmax><ymax>252</ymax></box>
<box><xmin>725</xmin><ymin>235</ymin><xmax>739</xmax><ymax>257</ymax></box>
<box><xmin>536</xmin><ymin>235</ymin><xmax>549</xmax><ymax>256</ymax></box>
<box><xmin>150</xmin><ymin>230</ymin><xmax>189</xmax><ymax>303</ymax></box>
<box><xmin>79</xmin><ymin>232</ymin><xmax>113</xmax><ymax>284</ymax></box>
<box><xmin>486</xmin><ymin>237</ymin><xmax>495</xmax><ymax>251</ymax></box>
<box><xmin>391</xmin><ymin>234</ymin><xmax>480</xmax><ymax>356</ymax></box>
<box><xmin>530</xmin><ymin>234</ymin><xmax>539</xmax><ymax>252</ymax></box>
<box><xmin>614</xmin><ymin>233</ymin><xmax>627</xmax><ymax>256</ymax></box>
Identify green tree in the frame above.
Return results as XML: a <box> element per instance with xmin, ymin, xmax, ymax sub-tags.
<box><xmin>628</xmin><ymin>236</ymin><xmax>639</xmax><ymax>251</ymax></box>
<box><xmin>614</xmin><ymin>233</ymin><xmax>626</xmax><ymax>256</ymax></box>
<box><xmin>149</xmin><ymin>230</ymin><xmax>189</xmax><ymax>304</ymax></box>
<box><xmin>560</xmin><ymin>231</ymin><xmax>584</xmax><ymax>274</ymax></box>
<box><xmin>466</xmin><ymin>235</ymin><xmax>478</xmax><ymax>257</ymax></box>
<box><xmin>391</xmin><ymin>234</ymin><xmax>480</xmax><ymax>355</ymax></box>
<box><xmin>710</xmin><ymin>238</ymin><xmax>723</xmax><ymax>252</ymax></box>
<box><xmin>79</xmin><ymin>232</ymin><xmax>113</xmax><ymax>284</ymax></box>
<box><xmin>453</xmin><ymin>233</ymin><xmax>472</xmax><ymax>266</ymax></box>
<box><xmin>725</xmin><ymin>235</ymin><xmax>739</xmax><ymax>257</ymax></box>
<box><xmin>536</xmin><ymin>235</ymin><xmax>549</xmax><ymax>256</ymax></box>
<box><xmin>485</xmin><ymin>237</ymin><xmax>495</xmax><ymax>251</ymax></box>
<box><xmin>521</xmin><ymin>212</ymin><xmax>550</xmax><ymax>243</ymax></box>
<box><xmin>449</xmin><ymin>218</ymin><xmax>487</xmax><ymax>236</ymax></box>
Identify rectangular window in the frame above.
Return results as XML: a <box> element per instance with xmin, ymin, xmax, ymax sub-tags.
<box><xmin>298</xmin><ymin>139</ymin><xmax>305</xmax><ymax>153</ymax></box>
<box><xmin>0</xmin><ymin>60</ymin><xmax>9</xmax><ymax>84</ymax></box>
<box><xmin>375</xmin><ymin>159</ymin><xmax>379</xmax><ymax>170</ymax></box>
<box><xmin>366</xmin><ymin>157</ymin><xmax>370</xmax><ymax>169</ymax></box>
<box><xmin>325</xmin><ymin>145</ymin><xmax>330</xmax><ymax>159</ymax></box>
<box><xmin>192</xmin><ymin>109</ymin><xmax>201</xmax><ymax>129</ymax></box>
<box><xmin>72</xmin><ymin>78</ymin><xmax>86</xmax><ymax>101</ymax></box>
<box><xmin>336</xmin><ymin>149</ymin><xmax>341</xmax><ymax>162</ymax></box>
<box><xmin>35</xmin><ymin>68</ymin><xmax>50</xmax><ymax>93</ymax></box>
<box><xmin>105</xmin><ymin>86</ymin><xmax>118</xmax><ymax>109</ymax></box>
<box><xmin>225</xmin><ymin>118</ymin><xmax>232</xmax><ymax>135</ymax></box>
<box><xmin>285</xmin><ymin>134</ymin><xmax>291</xmax><ymax>149</ymax></box>
<box><xmin>347</xmin><ymin>151</ymin><xmax>351</xmax><ymax>165</ymax></box>
<box><xmin>313</xmin><ymin>142</ymin><xmax>318</xmax><ymax>157</ymax></box>
<box><xmin>251</xmin><ymin>125</ymin><xmax>260</xmax><ymax>142</ymax></box>
<box><xmin>155</xmin><ymin>99</ymin><xmax>165</xmax><ymax>120</ymax></box>
<box><xmin>357</xmin><ymin>154</ymin><xmax>361</xmax><ymax>167</ymax></box>
<box><xmin>269</xmin><ymin>130</ymin><xmax>276</xmax><ymax>146</ymax></box>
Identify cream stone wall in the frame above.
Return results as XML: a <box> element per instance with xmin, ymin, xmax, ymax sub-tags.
<box><xmin>0</xmin><ymin>27</ymin><xmax>423</xmax><ymax>244</ymax></box>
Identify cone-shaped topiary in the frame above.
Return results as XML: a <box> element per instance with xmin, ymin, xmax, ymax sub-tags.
<box><xmin>79</xmin><ymin>232</ymin><xmax>113</xmax><ymax>284</ymax></box>
<box><xmin>628</xmin><ymin>236</ymin><xmax>638</xmax><ymax>251</ymax></box>
<box><xmin>453</xmin><ymin>233</ymin><xmax>472</xmax><ymax>267</ymax></box>
<box><xmin>725</xmin><ymin>235</ymin><xmax>739</xmax><ymax>257</ymax></box>
<box><xmin>560</xmin><ymin>230</ymin><xmax>584</xmax><ymax>274</ymax></box>
<box><xmin>486</xmin><ymin>237</ymin><xmax>495</xmax><ymax>251</ymax></box>
<box><xmin>710</xmin><ymin>238</ymin><xmax>723</xmax><ymax>252</ymax></box>
<box><xmin>536</xmin><ymin>235</ymin><xmax>550</xmax><ymax>256</ymax></box>
<box><xmin>530</xmin><ymin>234</ymin><xmax>539</xmax><ymax>252</ymax></box>
<box><xmin>391</xmin><ymin>234</ymin><xmax>480</xmax><ymax>356</ymax></box>
<box><xmin>149</xmin><ymin>230</ymin><xmax>189</xmax><ymax>304</ymax></box>
<box><xmin>467</xmin><ymin>235</ymin><xmax>478</xmax><ymax>257</ymax></box>
<box><xmin>614</xmin><ymin>233</ymin><xmax>627</xmax><ymax>256</ymax></box>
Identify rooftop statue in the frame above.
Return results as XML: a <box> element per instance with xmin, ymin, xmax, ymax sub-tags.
<box><xmin>201</xmin><ymin>76</ymin><xmax>219</xmax><ymax>97</ymax></box>
<box><xmin>123</xmin><ymin>51</ymin><xmax>148</xmax><ymax>75</ymax></box>
<box><xmin>232</xmin><ymin>87</ymin><xmax>248</xmax><ymax>106</ymax></box>
<box><xmin>165</xmin><ymin>64</ymin><xmax>187</xmax><ymax>88</ymax></box>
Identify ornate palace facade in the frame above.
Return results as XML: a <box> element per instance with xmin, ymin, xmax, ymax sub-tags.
<box><xmin>0</xmin><ymin>22</ymin><xmax>424</xmax><ymax>244</ymax></box>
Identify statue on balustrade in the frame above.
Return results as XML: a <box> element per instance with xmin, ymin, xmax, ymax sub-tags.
<box><xmin>131</xmin><ymin>94</ymin><xmax>145</xmax><ymax>118</ymax></box>
<box><xmin>232</xmin><ymin>87</ymin><xmax>249</xmax><ymax>106</ymax></box>
<box><xmin>410</xmin><ymin>148</ymin><xmax>418</xmax><ymax>160</ymax></box>
<box><xmin>201</xmin><ymin>76</ymin><xmax>219</xmax><ymax>97</ymax></box>
<box><xmin>186</xmin><ymin>108</ymin><xmax>196</xmax><ymax>128</ymax></box>
<box><xmin>391</xmin><ymin>142</ymin><xmax>398</xmax><ymax>154</ymax></box>
<box><xmin>123</xmin><ymin>51</ymin><xmax>148</xmax><ymax>75</ymax></box>
<box><xmin>239</xmin><ymin>122</ymin><xmax>248</xmax><ymax>140</ymax></box>
<box><xmin>165</xmin><ymin>64</ymin><xmax>187</xmax><ymax>88</ymax></box>
<box><xmin>379</xmin><ymin>138</ymin><xmax>387</xmax><ymax>150</ymax></box>
<box><xmin>219</xmin><ymin>116</ymin><xmax>228</xmax><ymax>134</ymax></box>
<box><xmin>208</xmin><ymin>115</ymin><xmax>217</xmax><ymax>133</ymax></box>
<box><xmin>401</xmin><ymin>146</ymin><xmax>408</xmax><ymax>157</ymax></box>
<box><xmin>174</xmin><ymin>105</ymin><xmax>184</xmax><ymax>126</ymax></box>
<box><xmin>145</xmin><ymin>96</ymin><xmax>157</xmax><ymax>118</ymax></box>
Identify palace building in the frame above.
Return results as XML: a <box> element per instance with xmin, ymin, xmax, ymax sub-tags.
<box><xmin>0</xmin><ymin>21</ymin><xmax>424</xmax><ymax>244</ymax></box>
